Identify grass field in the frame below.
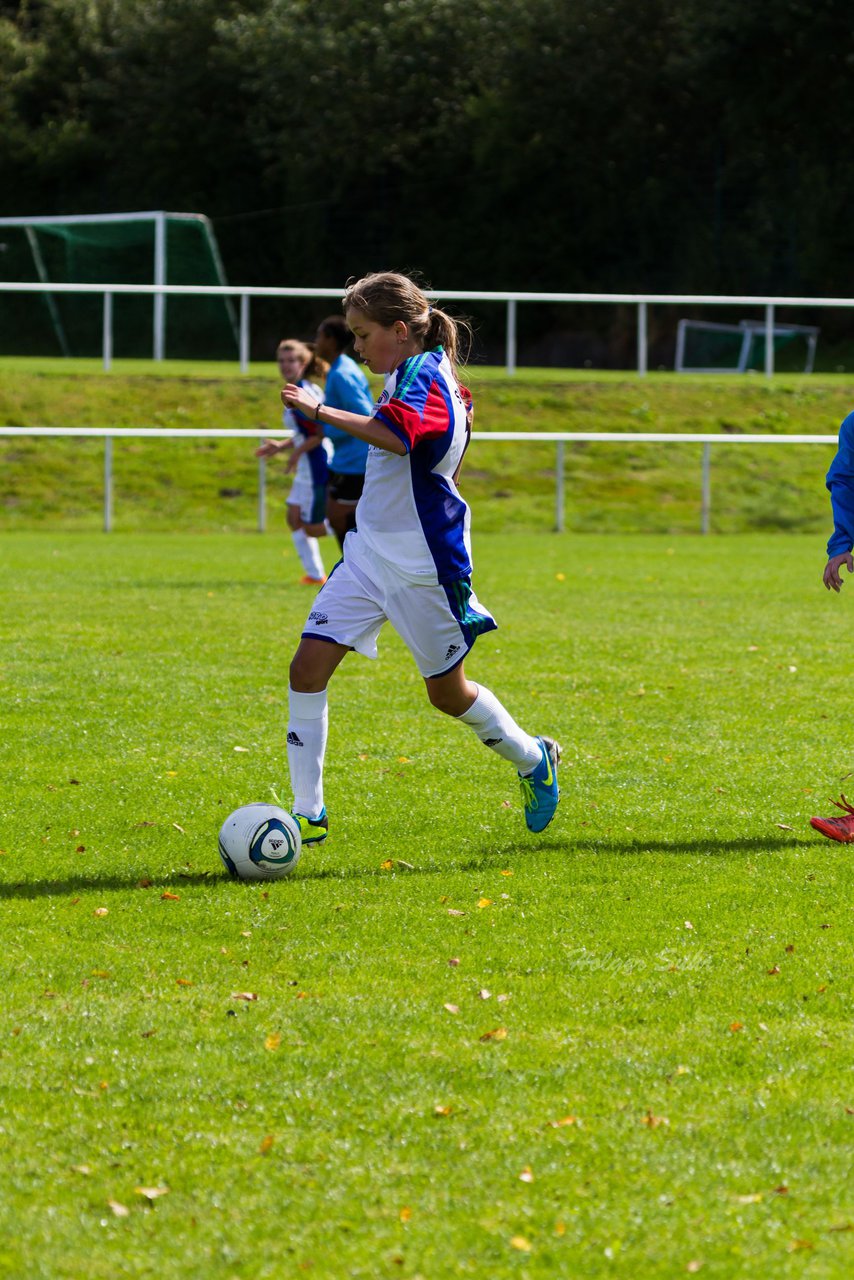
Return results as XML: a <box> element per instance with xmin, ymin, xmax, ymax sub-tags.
<box><xmin>1</xmin><ymin>529</ymin><xmax>852</xmax><ymax>1279</ymax></box>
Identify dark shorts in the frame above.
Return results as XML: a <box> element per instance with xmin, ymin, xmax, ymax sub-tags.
<box><xmin>328</xmin><ymin>471</ymin><xmax>365</xmax><ymax>505</ymax></box>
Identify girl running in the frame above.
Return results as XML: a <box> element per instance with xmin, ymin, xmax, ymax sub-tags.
<box><xmin>256</xmin><ymin>339</ymin><xmax>330</xmax><ymax>585</ymax></box>
<box><xmin>280</xmin><ymin>272</ymin><xmax>560</xmax><ymax>844</ymax></box>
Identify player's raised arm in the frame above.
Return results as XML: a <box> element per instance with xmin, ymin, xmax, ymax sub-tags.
<box><xmin>281</xmin><ymin>383</ymin><xmax>406</xmax><ymax>455</ymax></box>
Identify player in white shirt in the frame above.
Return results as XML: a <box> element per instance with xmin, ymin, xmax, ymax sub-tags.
<box><xmin>256</xmin><ymin>339</ymin><xmax>330</xmax><ymax>584</ymax></box>
<box><xmin>280</xmin><ymin>272</ymin><xmax>560</xmax><ymax>844</ymax></box>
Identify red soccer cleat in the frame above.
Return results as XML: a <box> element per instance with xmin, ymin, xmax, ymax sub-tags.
<box><xmin>810</xmin><ymin>794</ymin><xmax>854</xmax><ymax>843</ymax></box>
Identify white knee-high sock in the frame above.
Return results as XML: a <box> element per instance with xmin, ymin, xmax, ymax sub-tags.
<box><xmin>457</xmin><ymin>684</ymin><xmax>542</xmax><ymax>772</ymax></box>
<box><xmin>291</xmin><ymin>528</ymin><xmax>325</xmax><ymax>578</ymax></box>
<box><xmin>287</xmin><ymin>687</ymin><xmax>328</xmax><ymax>818</ymax></box>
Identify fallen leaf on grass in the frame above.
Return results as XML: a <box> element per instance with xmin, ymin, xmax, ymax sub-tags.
<box><xmin>479</xmin><ymin>1026</ymin><xmax>508</xmax><ymax>1042</ymax></box>
<box><xmin>729</xmin><ymin>1021</ymin><xmax>744</xmax><ymax>1032</ymax></box>
<box><xmin>107</xmin><ymin>1199</ymin><xmax>129</xmax><ymax>1217</ymax></box>
<box><xmin>172</xmin><ymin>823</ymin><xmax>185</xmax><ymax>834</ymax></box>
<box><xmin>787</xmin><ymin>1240</ymin><xmax>813</xmax><ymax>1252</ymax></box>
<box><xmin>176</xmin><ymin>978</ymin><xmax>193</xmax><ymax>987</ymax></box>
<box><xmin>75</xmin><ymin>844</ymin><xmax>86</xmax><ymax>853</ymax></box>
<box><xmin>477</xmin><ymin>898</ymin><xmax>493</xmax><ymax>909</ymax></box>
<box><xmin>443</xmin><ymin>1003</ymin><xmax>459</xmax><ymax>1015</ymax></box>
<box><xmin>264</xmin><ymin>1032</ymin><xmax>281</xmax><ymax>1051</ymax></box>
<box><xmin>549</xmin><ymin>1116</ymin><xmax>578</xmax><ymax>1128</ymax></box>
<box><xmin>259</xmin><ymin>1135</ymin><xmax>275</xmax><ymax>1155</ymax></box>
<box><xmin>447</xmin><ymin>909</ymin><xmax>466</xmax><ymax>917</ymax></box>
<box><xmin>160</xmin><ymin>892</ymin><xmax>180</xmax><ymax>901</ymax></box>
<box><xmin>94</xmin><ymin>907</ymin><xmax>109</xmax><ymax>917</ymax></box>
<box><xmin>135</xmin><ymin>1186</ymin><xmax>168</xmax><ymax>1202</ymax></box>
<box><xmin>399</xmin><ymin>1206</ymin><xmax>412</xmax><ymax>1222</ymax></box>
<box><xmin>500</xmin><ymin>869</ymin><xmax>514</xmax><ymax>876</ymax></box>
<box><xmin>232</xmin><ymin>992</ymin><xmax>257</xmax><ymax>1001</ymax></box>
<box><xmin>687</xmin><ymin>1263</ymin><xmax>703</xmax><ymax>1274</ymax></box>
<box><xmin>735</xmin><ymin>1193</ymin><xmax>763</xmax><ymax>1204</ymax></box>
<box><xmin>70</xmin><ymin>1165</ymin><xmax>92</xmax><ymax>1176</ymax></box>
<box><xmin>773</xmin><ymin>1185</ymin><xmax>789</xmax><ymax>1195</ymax></box>
<box><xmin>380</xmin><ymin>859</ymin><xmax>394</xmax><ymax>871</ymax></box>
<box><xmin>448</xmin><ymin>957</ymin><xmax>460</xmax><ymax>967</ymax></box>
<box><xmin>641</xmin><ymin>1110</ymin><xmax>668</xmax><ymax>1129</ymax></box>
<box><xmin>775</xmin><ymin>823</ymin><xmax>794</xmax><ymax>831</ymax></box>
<box><xmin>767</xmin><ymin>966</ymin><xmax>780</xmax><ymax>976</ymax></box>
<box><xmin>510</xmin><ymin>1236</ymin><xmax>531</xmax><ymax>1252</ymax></box>
<box><xmin>519</xmin><ymin>1166</ymin><xmax>534</xmax><ymax>1183</ymax></box>
<box><xmin>433</xmin><ymin>1104</ymin><xmax>453</xmax><ymax>1117</ymax></box>
<box><xmin>477</xmin><ymin>989</ymin><xmax>491</xmax><ymax>1000</ymax></box>
<box><xmin>141</xmin><ymin>1029</ymin><xmax>157</xmax><ymax>1038</ymax></box>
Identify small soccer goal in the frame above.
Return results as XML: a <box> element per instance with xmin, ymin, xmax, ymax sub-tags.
<box><xmin>675</xmin><ymin>318</ymin><xmax>819</xmax><ymax>374</ymax></box>
<box><xmin>0</xmin><ymin>210</ymin><xmax>238</xmax><ymax>360</ymax></box>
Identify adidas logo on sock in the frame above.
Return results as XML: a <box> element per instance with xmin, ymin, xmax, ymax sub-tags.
<box><xmin>286</xmin><ymin>731</ymin><xmax>303</xmax><ymax>747</ymax></box>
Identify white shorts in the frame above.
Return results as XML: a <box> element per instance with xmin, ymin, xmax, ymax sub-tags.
<box><xmin>301</xmin><ymin>531</ymin><xmax>497</xmax><ymax>679</ymax></box>
<box><xmin>287</xmin><ymin>470</ymin><xmax>326</xmax><ymax>525</ymax></box>
<box><xmin>287</xmin><ymin>443</ymin><xmax>334</xmax><ymax>525</ymax></box>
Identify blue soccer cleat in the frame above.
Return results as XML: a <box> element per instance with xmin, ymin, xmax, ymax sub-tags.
<box><xmin>292</xmin><ymin>807</ymin><xmax>329</xmax><ymax>845</ymax></box>
<box><xmin>519</xmin><ymin>737</ymin><xmax>561</xmax><ymax>832</ymax></box>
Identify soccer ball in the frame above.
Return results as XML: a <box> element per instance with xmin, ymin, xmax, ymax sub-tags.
<box><xmin>218</xmin><ymin>803</ymin><xmax>302</xmax><ymax>880</ymax></box>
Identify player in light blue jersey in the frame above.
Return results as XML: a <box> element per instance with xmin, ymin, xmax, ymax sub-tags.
<box><xmin>279</xmin><ymin>272</ymin><xmax>561</xmax><ymax>847</ymax></box>
<box><xmin>314</xmin><ymin>314</ymin><xmax>374</xmax><ymax>547</ymax></box>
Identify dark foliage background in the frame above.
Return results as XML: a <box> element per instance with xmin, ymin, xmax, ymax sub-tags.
<box><xmin>1</xmin><ymin>0</ymin><xmax>852</xmax><ymax>359</ymax></box>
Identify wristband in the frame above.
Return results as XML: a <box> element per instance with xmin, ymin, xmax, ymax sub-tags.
<box><xmin>314</xmin><ymin>401</ymin><xmax>322</xmax><ymax>421</ymax></box>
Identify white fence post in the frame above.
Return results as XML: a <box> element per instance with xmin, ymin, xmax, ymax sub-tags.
<box><xmin>104</xmin><ymin>436</ymin><xmax>113</xmax><ymax>532</ymax></box>
<box><xmin>240</xmin><ymin>294</ymin><xmax>250</xmax><ymax>373</ymax></box>
<box><xmin>506</xmin><ymin>299</ymin><xmax>517</xmax><ymax>376</ymax></box>
<box><xmin>701</xmin><ymin>442</ymin><xmax>711</xmax><ymax>534</ymax></box>
<box><xmin>765</xmin><ymin>303</ymin><xmax>775</xmax><ymax>377</ymax></box>
<box><xmin>102</xmin><ymin>291</ymin><xmax>113</xmax><ymax>371</ymax></box>
<box><xmin>637</xmin><ymin>300</ymin><xmax>648</xmax><ymax>376</ymax></box>
<box><xmin>258</xmin><ymin>453</ymin><xmax>266</xmax><ymax>533</ymax></box>
<box><xmin>555</xmin><ymin>440</ymin><xmax>565</xmax><ymax>532</ymax></box>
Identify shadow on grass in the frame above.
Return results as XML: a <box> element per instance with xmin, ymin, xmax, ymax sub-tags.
<box><xmin>0</xmin><ymin>834</ymin><xmax>815</xmax><ymax>899</ymax></box>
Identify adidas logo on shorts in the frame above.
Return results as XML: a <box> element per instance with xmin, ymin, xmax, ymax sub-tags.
<box><xmin>445</xmin><ymin>643</ymin><xmax>461</xmax><ymax>661</ymax></box>
<box><xmin>287</xmin><ymin>731</ymin><xmax>303</xmax><ymax>747</ymax></box>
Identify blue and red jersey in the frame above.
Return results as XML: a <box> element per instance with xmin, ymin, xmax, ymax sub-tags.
<box><xmin>358</xmin><ymin>347</ymin><xmax>473</xmax><ymax>583</ymax></box>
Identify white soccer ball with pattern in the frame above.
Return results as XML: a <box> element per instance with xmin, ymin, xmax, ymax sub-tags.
<box><xmin>218</xmin><ymin>803</ymin><xmax>302</xmax><ymax>880</ymax></box>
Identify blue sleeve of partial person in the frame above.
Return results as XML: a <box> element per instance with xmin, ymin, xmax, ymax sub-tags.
<box><xmin>826</xmin><ymin>411</ymin><xmax>854</xmax><ymax>557</ymax></box>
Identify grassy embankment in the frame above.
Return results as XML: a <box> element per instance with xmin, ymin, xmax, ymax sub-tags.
<box><xmin>0</xmin><ymin>358</ymin><xmax>850</xmax><ymax>537</ymax></box>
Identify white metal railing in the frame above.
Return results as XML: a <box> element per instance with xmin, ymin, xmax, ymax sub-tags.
<box><xmin>0</xmin><ymin>427</ymin><xmax>838</xmax><ymax>535</ymax></box>
<box><xmin>3</xmin><ymin>281</ymin><xmax>854</xmax><ymax>375</ymax></box>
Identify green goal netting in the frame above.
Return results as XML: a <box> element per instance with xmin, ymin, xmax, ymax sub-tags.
<box><xmin>0</xmin><ymin>212</ymin><xmax>238</xmax><ymax>359</ymax></box>
<box><xmin>675</xmin><ymin>319</ymin><xmax>819</xmax><ymax>374</ymax></box>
